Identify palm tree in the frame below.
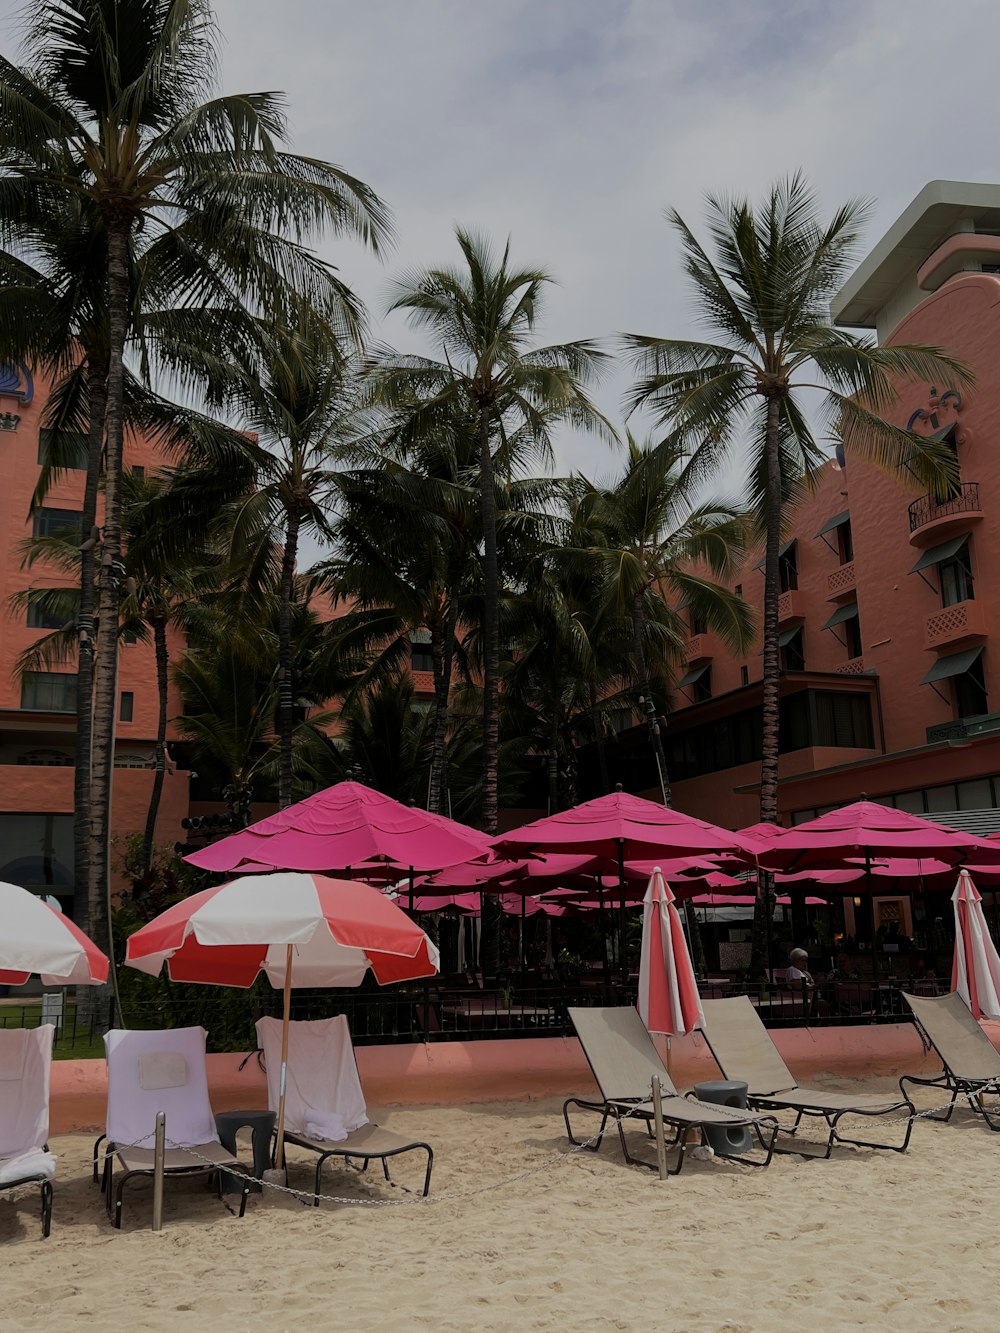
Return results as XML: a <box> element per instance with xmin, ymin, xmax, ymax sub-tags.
<box><xmin>0</xmin><ymin>0</ymin><xmax>391</xmax><ymax>951</ymax></box>
<box><xmin>622</xmin><ymin>175</ymin><xmax>973</xmax><ymax>828</ymax></box>
<box><xmin>369</xmin><ymin>228</ymin><xmax>612</xmax><ymax>834</ymax></box>
<box><xmin>569</xmin><ymin>435</ymin><xmax>753</xmax><ymax>803</ymax></box>
<box><xmin>211</xmin><ymin>323</ymin><xmax>362</xmax><ymax>808</ymax></box>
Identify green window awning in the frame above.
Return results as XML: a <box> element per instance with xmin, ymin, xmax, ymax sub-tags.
<box><xmin>754</xmin><ymin>539</ymin><xmax>794</xmax><ymax>572</ymax></box>
<box><xmin>814</xmin><ymin>509</ymin><xmax>850</xmax><ymax>538</ymax></box>
<box><xmin>678</xmin><ymin>663</ymin><xmax>710</xmax><ymax>688</ymax></box>
<box><xmin>778</xmin><ymin>627</ymin><xmax>801</xmax><ymax>647</ymax></box>
<box><xmin>920</xmin><ymin>645</ymin><xmax>983</xmax><ymax>686</ymax></box>
<box><xmin>909</xmin><ymin>533</ymin><xmax>969</xmax><ymax>574</ymax></box>
<box><xmin>822</xmin><ymin>601</ymin><xmax>859</xmax><ymax>631</ymax></box>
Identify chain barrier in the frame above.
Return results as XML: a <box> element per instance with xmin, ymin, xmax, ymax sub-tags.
<box><xmin>94</xmin><ymin>1085</ymin><xmax>1000</xmax><ymax>1212</ymax></box>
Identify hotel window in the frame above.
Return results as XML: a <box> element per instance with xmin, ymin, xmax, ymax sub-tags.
<box><xmin>954</xmin><ymin>652</ymin><xmax>988</xmax><ymax>721</ymax></box>
<box><xmin>822</xmin><ymin>601</ymin><xmax>861</xmax><ymax>660</ymax></box>
<box><xmin>837</xmin><ymin>518</ymin><xmax>854</xmax><ymax>564</ymax></box>
<box><xmin>780</xmin><ymin>628</ymin><xmax>805</xmax><ymax>673</ymax></box>
<box><xmin>734</xmin><ymin>584</ymin><xmax>743</xmax><ymax>598</ymax></box>
<box><xmin>409</xmin><ymin>630</ymin><xmax>434</xmax><ymax>673</ymax></box>
<box><xmin>740</xmin><ymin>665</ymin><xmax>749</xmax><ymax>687</ymax></box>
<box><xmin>939</xmin><ymin>542</ymin><xmax>974</xmax><ymax>607</ymax></box>
<box><xmin>844</xmin><ymin>613</ymin><xmax>862</xmax><ymax>660</ymax></box>
<box><xmin>26</xmin><ymin>592</ymin><xmax>65</xmax><ymax>630</ymax></box>
<box><xmin>932</xmin><ymin>427</ymin><xmax>961</xmax><ymax>504</ymax></box>
<box><xmin>119</xmin><ymin>691</ymin><xmax>134</xmax><ymax>723</ymax></box>
<box><xmin>32</xmin><ymin>507</ymin><xmax>83</xmax><ymax>542</ymax></box>
<box><xmin>37</xmin><ymin>430</ymin><xmax>88</xmax><ymax>470</ymax></box>
<box><xmin>20</xmin><ymin>671</ymin><xmax>77</xmax><ymax>712</ymax></box>
<box><xmin>778</xmin><ymin>541</ymin><xmax>798</xmax><ymax>593</ymax></box>
<box><xmin>693</xmin><ymin>666</ymin><xmax>713</xmax><ymax>703</ymax></box>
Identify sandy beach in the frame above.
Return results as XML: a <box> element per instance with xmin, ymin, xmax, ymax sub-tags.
<box><xmin>1</xmin><ymin>1073</ymin><xmax>996</xmax><ymax>1332</ymax></box>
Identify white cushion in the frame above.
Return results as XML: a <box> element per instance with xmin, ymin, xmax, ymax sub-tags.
<box><xmin>0</xmin><ymin>1148</ymin><xmax>55</xmax><ymax>1186</ymax></box>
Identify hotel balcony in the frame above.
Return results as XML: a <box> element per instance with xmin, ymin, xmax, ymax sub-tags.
<box><xmin>924</xmin><ymin>599</ymin><xmax>988</xmax><ymax>651</ymax></box>
<box><xmin>826</xmin><ymin>561</ymin><xmax>857</xmax><ymax>601</ymax></box>
<box><xmin>777</xmin><ymin>590</ymin><xmax>805</xmax><ymax>624</ymax></box>
<box><xmin>835</xmin><ymin>656</ymin><xmax>866</xmax><ymax>675</ymax></box>
<box><xmin>685</xmin><ymin>632</ymin><xmax>720</xmax><ymax>663</ymax></box>
<box><xmin>908</xmin><ymin>482</ymin><xmax>983</xmax><ymax>546</ymax></box>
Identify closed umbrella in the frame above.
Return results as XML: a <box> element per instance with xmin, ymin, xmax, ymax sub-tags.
<box><xmin>0</xmin><ymin>881</ymin><xmax>108</xmax><ymax>986</ymax></box>
<box><xmin>951</xmin><ymin>871</ymin><xmax>1000</xmax><ymax>1020</ymax></box>
<box><xmin>125</xmin><ymin>872</ymin><xmax>439</xmax><ymax>1171</ymax></box>
<box><xmin>637</xmin><ymin>869</ymin><xmax>704</xmax><ymax>1037</ymax></box>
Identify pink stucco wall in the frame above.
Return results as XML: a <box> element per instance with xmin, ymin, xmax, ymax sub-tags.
<box><xmin>48</xmin><ymin>1023</ymin><xmax>995</xmax><ymax>1134</ymax></box>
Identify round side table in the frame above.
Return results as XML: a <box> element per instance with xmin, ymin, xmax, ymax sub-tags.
<box><xmin>214</xmin><ymin>1109</ymin><xmax>276</xmax><ymax>1194</ymax></box>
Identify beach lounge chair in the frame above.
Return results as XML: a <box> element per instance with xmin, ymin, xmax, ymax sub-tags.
<box><xmin>900</xmin><ymin>991</ymin><xmax>1000</xmax><ymax>1131</ymax></box>
<box><xmin>99</xmin><ymin>1026</ymin><xmax>250</xmax><ymax>1229</ymax></box>
<box><xmin>563</xmin><ymin>1007</ymin><xmax>779</xmax><ymax>1173</ymax></box>
<box><xmin>700</xmin><ymin>996</ymin><xmax>915</xmax><ymax>1157</ymax></box>
<box><xmin>256</xmin><ymin>1015</ymin><xmax>434</xmax><ymax>1203</ymax></box>
<box><xmin>0</xmin><ymin>1025</ymin><xmax>55</xmax><ymax>1238</ymax></box>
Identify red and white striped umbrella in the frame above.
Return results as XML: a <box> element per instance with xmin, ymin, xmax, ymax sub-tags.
<box><xmin>125</xmin><ymin>872</ymin><xmax>439</xmax><ymax>988</ymax></box>
<box><xmin>637</xmin><ymin>868</ymin><xmax>704</xmax><ymax>1037</ymax></box>
<box><xmin>125</xmin><ymin>872</ymin><xmax>439</xmax><ymax>1173</ymax></box>
<box><xmin>951</xmin><ymin>871</ymin><xmax>1000</xmax><ymax>1020</ymax></box>
<box><xmin>0</xmin><ymin>880</ymin><xmax>108</xmax><ymax>986</ymax></box>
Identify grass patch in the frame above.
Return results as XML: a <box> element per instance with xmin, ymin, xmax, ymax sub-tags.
<box><xmin>0</xmin><ymin>1000</ymin><xmax>106</xmax><ymax>1060</ymax></box>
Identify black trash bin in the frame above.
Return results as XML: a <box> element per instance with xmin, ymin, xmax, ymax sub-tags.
<box><xmin>693</xmin><ymin>1079</ymin><xmax>753</xmax><ymax>1157</ymax></box>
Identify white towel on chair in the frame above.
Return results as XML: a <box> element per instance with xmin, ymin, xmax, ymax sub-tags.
<box><xmin>255</xmin><ymin>1016</ymin><xmax>369</xmax><ymax>1139</ymax></box>
<box><xmin>0</xmin><ymin>1148</ymin><xmax>56</xmax><ymax>1186</ymax></box>
<box><xmin>303</xmin><ymin>1111</ymin><xmax>353</xmax><ymax>1143</ymax></box>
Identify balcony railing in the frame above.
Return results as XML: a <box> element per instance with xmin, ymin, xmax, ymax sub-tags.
<box><xmin>927</xmin><ymin>711</ymin><xmax>1000</xmax><ymax>744</ymax></box>
<box><xmin>908</xmin><ymin>482</ymin><xmax>981</xmax><ymax>533</ymax></box>
<box><xmin>924</xmin><ymin>598</ymin><xmax>987</xmax><ymax>650</ymax></box>
<box><xmin>827</xmin><ymin>561</ymin><xmax>856</xmax><ymax>599</ymax></box>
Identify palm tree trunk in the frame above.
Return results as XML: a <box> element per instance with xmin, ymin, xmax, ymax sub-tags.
<box><xmin>73</xmin><ymin>366</ymin><xmax>106</xmax><ymax>936</ymax></box>
<box><xmin>548</xmin><ymin>685</ymin><xmax>563</xmax><ymax>814</ymax></box>
<box><xmin>477</xmin><ymin>405</ymin><xmax>502</xmax><ymax>975</ymax></box>
<box><xmin>88</xmin><ymin>219</ymin><xmax>130</xmax><ymax>972</ymax></box>
<box><xmin>588</xmin><ymin>682</ymin><xmax>610</xmax><ymax>795</ymax></box>
<box><xmin>750</xmin><ymin>394</ymin><xmax>784</xmax><ymax>978</ymax></box>
<box><xmin>277</xmin><ymin>508</ymin><xmax>301</xmax><ymax>809</ymax></box>
<box><xmin>140</xmin><ymin>615</ymin><xmax>170</xmax><ymax>872</ymax></box>
<box><xmin>478</xmin><ymin>408</ymin><xmax>500</xmax><ymax>834</ymax></box>
<box><xmin>632</xmin><ymin>591</ymin><xmax>672</xmax><ymax>806</ymax></box>
<box><xmin>428</xmin><ymin>598</ymin><xmax>458</xmax><ymax>814</ymax></box>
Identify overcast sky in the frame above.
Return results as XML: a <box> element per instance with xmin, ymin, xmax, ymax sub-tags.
<box><xmin>9</xmin><ymin>0</ymin><xmax>1000</xmax><ymax>541</ymax></box>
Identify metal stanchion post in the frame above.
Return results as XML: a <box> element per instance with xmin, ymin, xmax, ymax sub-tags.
<box><xmin>152</xmin><ymin>1111</ymin><xmax>165</xmax><ymax>1232</ymax></box>
<box><xmin>651</xmin><ymin>1075</ymin><xmax>668</xmax><ymax>1181</ymax></box>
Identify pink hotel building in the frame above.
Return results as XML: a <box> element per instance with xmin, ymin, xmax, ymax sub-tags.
<box><xmin>602</xmin><ymin>180</ymin><xmax>1000</xmax><ymax>848</ymax></box>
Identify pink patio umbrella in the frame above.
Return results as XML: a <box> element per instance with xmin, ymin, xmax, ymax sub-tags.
<box><xmin>183</xmin><ymin>780</ymin><xmax>492</xmax><ymax>878</ymax></box>
<box><xmin>637</xmin><ymin>869</ymin><xmax>704</xmax><ymax>1037</ymax></box>
<box><xmin>494</xmin><ymin>791</ymin><xmax>756</xmax><ymax>978</ymax></box>
<box><xmin>951</xmin><ymin>871</ymin><xmax>1000</xmax><ymax>1019</ymax></box>
<box><xmin>0</xmin><ymin>881</ymin><xmax>108</xmax><ymax>986</ymax></box>
<box><xmin>125</xmin><ymin>872</ymin><xmax>439</xmax><ymax>1171</ymax></box>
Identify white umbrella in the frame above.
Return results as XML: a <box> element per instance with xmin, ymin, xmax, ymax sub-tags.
<box><xmin>952</xmin><ymin>870</ymin><xmax>1000</xmax><ymax>1019</ymax></box>
<box><xmin>0</xmin><ymin>881</ymin><xmax>108</xmax><ymax>985</ymax></box>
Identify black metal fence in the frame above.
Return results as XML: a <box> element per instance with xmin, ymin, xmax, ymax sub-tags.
<box><xmin>907</xmin><ymin>480</ymin><xmax>980</xmax><ymax>532</ymax></box>
<box><xmin>4</xmin><ymin>974</ymin><xmax>952</xmax><ymax>1054</ymax></box>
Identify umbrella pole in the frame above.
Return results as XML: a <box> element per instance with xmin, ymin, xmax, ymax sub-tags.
<box><xmin>597</xmin><ymin>875</ymin><xmax>609</xmax><ymax>981</ymax></box>
<box><xmin>866</xmin><ymin>852</ymin><xmax>879</xmax><ymax>993</ymax></box>
<box><xmin>408</xmin><ymin>867</ymin><xmax>415</xmax><ymax>914</ymax></box>
<box><xmin>520</xmin><ymin>894</ymin><xmax>526</xmax><ymax>982</ymax></box>
<box><xmin>273</xmin><ymin>944</ymin><xmax>294</xmax><ymax>1173</ymax></box>
<box><xmin>618</xmin><ymin>840</ymin><xmax>628</xmax><ymax>988</ymax></box>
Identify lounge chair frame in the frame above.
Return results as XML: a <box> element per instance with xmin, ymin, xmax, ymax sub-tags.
<box><xmin>1</xmin><ymin>1162</ymin><xmax>53</xmax><ymax>1239</ymax></box>
<box><xmin>899</xmin><ymin>992</ymin><xmax>1000</xmax><ymax>1132</ymax></box>
<box><xmin>564</xmin><ymin>1007</ymin><xmax>779</xmax><ymax>1174</ymax></box>
<box><xmin>280</xmin><ymin>1125</ymin><xmax>434</xmax><ymax>1204</ymax></box>
<box><xmin>700</xmin><ymin>996</ymin><xmax>914</xmax><ymax>1159</ymax></box>
<box><xmin>100</xmin><ymin>1141</ymin><xmax>250</xmax><ymax>1229</ymax></box>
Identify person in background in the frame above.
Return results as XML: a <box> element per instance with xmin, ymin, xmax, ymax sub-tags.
<box><xmin>785</xmin><ymin>947</ymin><xmax>814</xmax><ymax>988</ymax></box>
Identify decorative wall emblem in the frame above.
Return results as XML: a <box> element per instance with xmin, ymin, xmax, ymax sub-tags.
<box><xmin>0</xmin><ymin>360</ymin><xmax>34</xmax><ymax>405</ymax></box>
<box><xmin>907</xmin><ymin>386</ymin><xmax>965</xmax><ymax>441</ymax></box>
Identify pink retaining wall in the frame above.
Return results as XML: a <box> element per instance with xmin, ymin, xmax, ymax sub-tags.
<box><xmin>49</xmin><ymin>1021</ymin><xmax>1000</xmax><ymax>1134</ymax></box>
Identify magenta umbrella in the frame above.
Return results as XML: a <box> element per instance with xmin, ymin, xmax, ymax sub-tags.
<box><xmin>494</xmin><ymin>791</ymin><xmax>756</xmax><ymax>979</ymax></box>
<box><xmin>183</xmin><ymin>780</ymin><xmax>492</xmax><ymax>877</ymax></box>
